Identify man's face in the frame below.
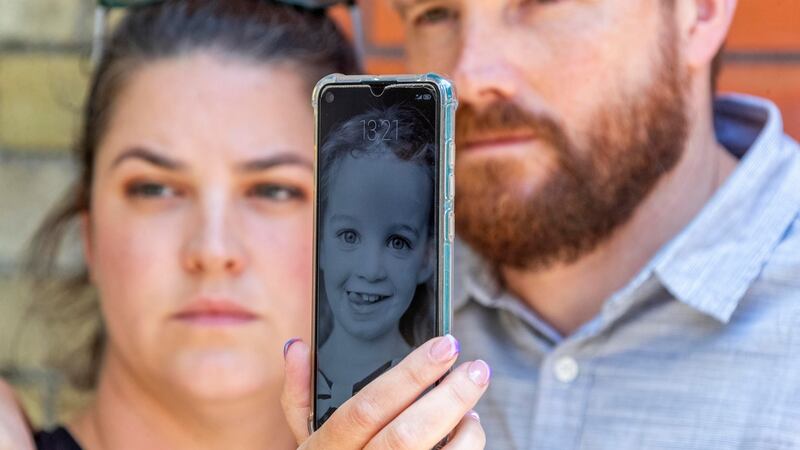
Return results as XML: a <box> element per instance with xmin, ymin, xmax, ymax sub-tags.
<box><xmin>400</xmin><ymin>0</ymin><xmax>690</xmax><ymax>269</ymax></box>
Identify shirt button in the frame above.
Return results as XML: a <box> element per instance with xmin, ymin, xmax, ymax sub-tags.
<box><xmin>554</xmin><ymin>356</ymin><xmax>579</xmax><ymax>383</ymax></box>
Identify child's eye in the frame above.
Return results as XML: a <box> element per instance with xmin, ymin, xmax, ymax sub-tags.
<box><xmin>126</xmin><ymin>182</ymin><xmax>179</xmax><ymax>198</ymax></box>
<box><xmin>388</xmin><ymin>235</ymin><xmax>412</xmax><ymax>251</ymax></box>
<box><xmin>337</xmin><ymin>229</ymin><xmax>360</xmax><ymax>245</ymax></box>
<box><xmin>247</xmin><ymin>184</ymin><xmax>305</xmax><ymax>202</ymax></box>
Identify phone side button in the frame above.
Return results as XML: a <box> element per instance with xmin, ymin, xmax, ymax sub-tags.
<box><xmin>448</xmin><ymin>211</ymin><xmax>455</xmax><ymax>242</ymax></box>
<box><xmin>448</xmin><ymin>173</ymin><xmax>455</xmax><ymax>200</ymax></box>
<box><xmin>448</xmin><ymin>140</ymin><xmax>456</xmax><ymax>170</ymax></box>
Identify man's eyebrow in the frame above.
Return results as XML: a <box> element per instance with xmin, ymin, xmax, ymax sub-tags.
<box><xmin>237</xmin><ymin>152</ymin><xmax>313</xmax><ymax>172</ymax></box>
<box><xmin>110</xmin><ymin>147</ymin><xmax>185</xmax><ymax>171</ymax></box>
<box><xmin>393</xmin><ymin>0</ymin><xmax>434</xmax><ymax>17</ymax></box>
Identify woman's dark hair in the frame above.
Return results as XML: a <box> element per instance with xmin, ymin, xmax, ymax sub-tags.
<box><xmin>24</xmin><ymin>0</ymin><xmax>358</xmax><ymax>390</ymax></box>
<box><xmin>317</xmin><ymin>104</ymin><xmax>437</xmax><ymax>347</ymax></box>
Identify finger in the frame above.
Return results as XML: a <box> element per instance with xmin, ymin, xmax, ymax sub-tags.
<box><xmin>365</xmin><ymin>360</ymin><xmax>490</xmax><ymax>450</ymax></box>
<box><xmin>317</xmin><ymin>335</ymin><xmax>461</xmax><ymax>448</ymax></box>
<box><xmin>280</xmin><ymin>338</ymin><xmax>312</xmax><ymax>444</ymax></box>
<box><xmin>0</xmin><ymin>380</ymin><xmax>35</xmax><ymax>450</ymax></box>
<box><xmin>442</xmin><ymin>411</ymin><xmax>485</xmax><ymax>450</ymax></box>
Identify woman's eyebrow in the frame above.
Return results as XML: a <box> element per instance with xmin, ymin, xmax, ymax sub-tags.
<box><xmin>237</xmin><ymin>152</ymin><xmax>313</xmax><ymax>172</ymax></box>
<box><xmin>110</xmin><ymin>147</ymin><xmax>186</xmax><ymax>171</ymax></box>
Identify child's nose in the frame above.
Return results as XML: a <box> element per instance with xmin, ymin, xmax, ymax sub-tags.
<box><xmin>356</xmin><ymin>245</ymin><xmax>388</xmax><ymax>282</ymax></box>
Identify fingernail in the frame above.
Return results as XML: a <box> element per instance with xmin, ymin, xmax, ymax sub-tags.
<box><xmin>467</xmin><ymin>360</ymin><xmax>491</xmax><ymax>386</ymax></box>
<box><xmin>468</xmin><ymin>410</ymin><xmax>481</xmax><ymax>422</ymax></box>
<box><xmin>283</xmin><ymin>338</ymin><xmax>301</xmax><ymax>359</ymax></box>
<box><xmin>430</xmin><ymin>334</ymin><xmax>459</xmax><ymax>362</ymax></box>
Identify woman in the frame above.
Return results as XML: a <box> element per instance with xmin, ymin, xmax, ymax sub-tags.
<box><xmin>0</xmin><ymin>1</ymin><xmax>488</xmax><ymax>449</ymax></box>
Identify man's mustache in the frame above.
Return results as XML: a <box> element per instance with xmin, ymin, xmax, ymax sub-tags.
<box><xmin>456</xmin><ymin>100</ymin><xmax>566</xmax><ymax>150</ymax></box>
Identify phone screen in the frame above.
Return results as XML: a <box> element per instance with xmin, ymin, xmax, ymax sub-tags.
<box><xmin>314</xmin><ymin>82</ymin><xmax>441</xmax><ymax>429</ymax></box>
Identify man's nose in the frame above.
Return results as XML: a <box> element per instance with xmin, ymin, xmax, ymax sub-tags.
<box><xmin>182</xmin><ymin>194</ymin><xmax>247</xmax><ymax>276</ymax></box>
<box><xmin>453</xmin><ymin>15</ymin><xmax>521</xmax><ymax>110</ymax></box>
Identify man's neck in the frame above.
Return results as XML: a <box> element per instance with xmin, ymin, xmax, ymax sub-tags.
<box><xmin>69</xmin><ymin>352</ymin><xmax>295</xmax><ymax>450</ymax></box>
<box><xmin>501</xmin><ymin>101</ymin><xmax>739</xmax><ymax>337</ymax></box>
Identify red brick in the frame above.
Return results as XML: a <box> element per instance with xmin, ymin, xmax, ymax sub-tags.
<box><xmin>727</xmin><ymin>0</ymin><xmax>800</xmax><ymax>51</ymax></box>
<box><xmin>368</xmin><ymin>0</ymin><xmax>405</xmax><ymax>46</ymax></box>
<box><xmin>719</xmin><ymin>64</ymin><xmax>800</xmax><ymax>139</ymax></box>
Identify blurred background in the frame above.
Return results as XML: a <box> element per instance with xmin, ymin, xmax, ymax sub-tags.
<box><xmin>0</xmin><ymin>0</ymin><xmax>798</xmax><ymax>428</ymax></box>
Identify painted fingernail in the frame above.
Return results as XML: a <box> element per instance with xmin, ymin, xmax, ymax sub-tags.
<box><xmin>430</xmin><ymin>334</ymin><xmax>460</xmax><ymax>362</ymax></box>
<box><xmin>283</xmin><ymin>338</ymin><xmax>301</xmax><ymax>359</ymax></box>
<box><xmin>467</xmin><ymin>410</ymin><xmax>481</xmax><ymax>422</ymax></box>
<box><xmin>467</xmin><ymin>360</ymin><xmax>491</xmax><ymax>386</ymax></box>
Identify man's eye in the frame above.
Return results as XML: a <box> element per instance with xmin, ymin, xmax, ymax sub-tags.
<box><xmin>337</xmin><ymin>230</ymin><xmax>359</xmax><ymax>245</ymax></box>
<box><xmin>126</xmin><ymin>182</ymin><xmax>177</xmax><ymax>198</ymax></box>
<box><xmin>388</xmin><ymin>236</ymin><xmax>412</xmax><ymax>251</ymax></box>
<box><xmin>248</xmin><ymin>184</ymin><xmax>304</xmax><ymax>201</ymax></box>
<box><xmin>413</xmin><ymin>6</ymin><xmax>458</xmax><ymax>27</ymax></box>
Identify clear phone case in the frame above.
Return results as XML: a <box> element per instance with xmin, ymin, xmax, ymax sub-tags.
<box><xmin>310</xmin><ymin>73</ymin><xmax>457</xmax><ymax>434</ymax></box>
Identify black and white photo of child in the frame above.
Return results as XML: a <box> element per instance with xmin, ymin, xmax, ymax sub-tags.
<box><xmin>316</xmin><ymin>104</ymin><xmax>436</xmax><ymax>424</ymax></box>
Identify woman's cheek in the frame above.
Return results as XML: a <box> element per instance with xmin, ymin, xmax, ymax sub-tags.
<box><xmin>249</xmin><ymin>215</ymin><xmax>312</xmax><ymax>303</ymax></box>
<box><xmin>91</xmin><ymin>207</ymin><xmax>184</xmax><ymax>339</ymax></box>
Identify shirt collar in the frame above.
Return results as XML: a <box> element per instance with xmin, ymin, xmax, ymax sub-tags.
<box><xmin>454</xmin><ymin>94</ymin><xmax>800</xmax><ymax>325</ymax></box>
<box><xmin>654</xmin><ymin>94</ymin><xmax>800</xmax><ymax>322</ymax></box>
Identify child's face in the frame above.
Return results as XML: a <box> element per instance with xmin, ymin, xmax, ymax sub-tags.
<box><xmin>321</xmin><ymin>153</ymin><xmax>434</xmax><ymax>341</ymax></box>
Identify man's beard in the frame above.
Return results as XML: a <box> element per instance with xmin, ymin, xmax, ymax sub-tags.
<box><xmin>454</xmin><ymin>33</ymin><xmax>689</xmax><ymax>271</ymax></box>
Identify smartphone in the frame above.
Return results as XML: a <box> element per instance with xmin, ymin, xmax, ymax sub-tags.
<box><xmin>311</xmin><ymin>73</ymin><xmax>456</xmax><ymax>431</ymax></box>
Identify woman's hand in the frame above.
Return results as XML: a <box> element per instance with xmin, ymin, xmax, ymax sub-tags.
<box><xmin>282</xmin><ymin>336</ymin><xmax>488</xmax><ymax>450</ymax></box>
<box><xmin>0</xmin><ymin>378</ymin><xmax>35</xmax><ymax>450</ymax></box>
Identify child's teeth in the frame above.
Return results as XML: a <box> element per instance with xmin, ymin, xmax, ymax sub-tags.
<box><xmin>357</xmin><ymin>293</ymin><xmax>381</xmax><ymax>303</ymax></box>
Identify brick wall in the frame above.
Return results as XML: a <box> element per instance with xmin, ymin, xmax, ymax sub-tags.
<box><xmin>0</xmin><ymin>0</ymin><xmax>92</xmax><ymax>427</ymax></box>
<box><xmin>0</xmin><ymin>0</ymin><xmax>797</xmax><ymax>427</ymax></box>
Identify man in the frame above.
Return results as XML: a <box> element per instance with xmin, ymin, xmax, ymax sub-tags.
<box><xmin>390</xmin><ymin>0</ymin><xmax>800</xmax><ymax>447</ymax></box>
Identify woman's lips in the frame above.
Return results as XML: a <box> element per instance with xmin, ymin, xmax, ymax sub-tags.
<box><xmin>173</xmin><ymin>299</ymin><xmax>258</xmax><ymax>326</ymax></box>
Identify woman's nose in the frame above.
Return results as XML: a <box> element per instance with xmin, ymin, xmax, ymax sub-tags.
<box><xmin>182</xmin><ymin>197</ymin><xmax>247</xmax><ymax>276</ymax></box>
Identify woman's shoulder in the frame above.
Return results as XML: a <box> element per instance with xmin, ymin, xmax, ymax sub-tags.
<box><xmin>34</xmin><ymin>426</ymin><xmax>82</xmax><ymax>450</ymax></box>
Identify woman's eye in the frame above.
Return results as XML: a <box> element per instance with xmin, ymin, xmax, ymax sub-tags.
<box><xmin>126</xmin><ymin>182</ymin><xmax>177</xmax><ymax>198</ymax></box>
<box><xmin>388</xmin><ymin>236</ymin><xmax>412</xmax><ymax>251</ymax></box>
<box><xmin>248</xmin><ymin>184</ymin><xmax>305</xmax><ymax>201</ymax></box>
<box><xmin>413</xmin><ymin>6</ymin><xmax>458</xmax><ymax>27</ymax></box>
<box><xmin>337</xmin><ymin>230</ymin><xmax>359</xmax><ymax>245</ymax></box>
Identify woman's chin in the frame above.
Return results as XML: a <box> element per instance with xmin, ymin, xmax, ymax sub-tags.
<box><xmin>169</xmin><ymin>349</ymin><xmax>276</xmax><ymax>400</ymax></box>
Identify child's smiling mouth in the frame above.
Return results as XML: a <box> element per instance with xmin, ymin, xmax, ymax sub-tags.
<box><xmin>346</xmin><ymin>290</ymin><xmax>391</xmax><ymax>304</ymax></box>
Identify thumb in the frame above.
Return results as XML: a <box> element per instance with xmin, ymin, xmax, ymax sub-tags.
<box><xmin>280</xmin><ymin>338</ymin><xmax>312</xmax><ymax>444</ymax></box>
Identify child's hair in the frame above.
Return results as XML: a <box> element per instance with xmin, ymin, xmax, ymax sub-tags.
<box><xmin>318</xmin><ymin>103</ymin><xmax>437</xmax><ymax>346</ymax></box>
<box><xmin>24</xmin><ymin>0</ymin><xmax>358</xmax><ymax>390</ymax></box>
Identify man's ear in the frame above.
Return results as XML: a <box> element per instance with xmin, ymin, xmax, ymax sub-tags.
<box><xmin>679</xmin><ymin>0</ymin><xmax>738</xmax><ymax>71</ymax></box>
<box><xmin>417</xmin><ymin>241</ymin><xmax>436</xmax><ymax>284</ymax></box>
<box><xmin>80</xmin><ymin>212</ymin><xmax>94</xmax><ymax>282</ymax></box>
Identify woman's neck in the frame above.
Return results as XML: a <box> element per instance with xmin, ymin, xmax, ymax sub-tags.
<box><xmin>69</xmin><ymin>351</ymin><xmax>295</xmax><ymax>450</ymax></box>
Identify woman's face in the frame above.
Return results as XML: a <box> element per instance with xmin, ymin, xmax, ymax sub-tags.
<box><xmin>321</xmin><ymin>153</ymin><xmax>433</xmax><ymax>341</ymax></box>
<box><xmin>87</xmin><ymin>53</ymin><xmax>314</xmax><ymax>401</ymax></box>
